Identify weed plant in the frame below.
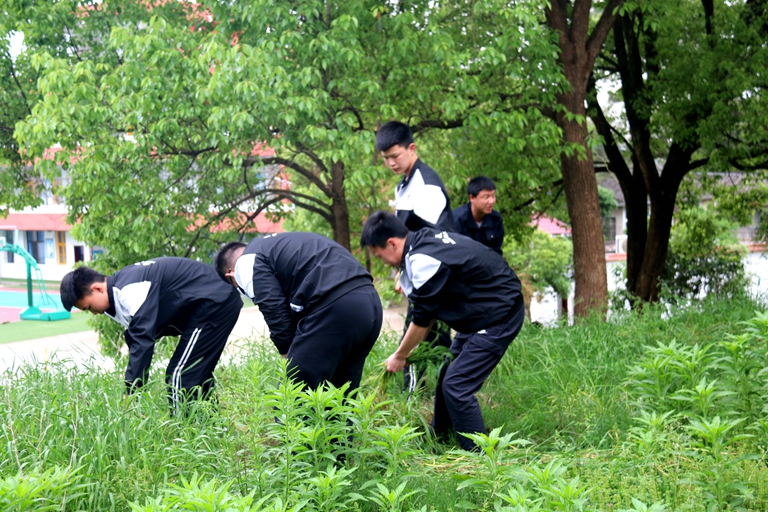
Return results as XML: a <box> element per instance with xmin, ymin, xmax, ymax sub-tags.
<box><xmin>1</xmin><ymin>295</ymin><xmax>767</xmax><ymax>510</ymax></box>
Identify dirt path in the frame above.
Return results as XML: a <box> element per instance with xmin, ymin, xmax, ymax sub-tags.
<box><xmin>0</xmin><ymin>304</ymin><xmax>407</xmax><ymax>372</ymax></box>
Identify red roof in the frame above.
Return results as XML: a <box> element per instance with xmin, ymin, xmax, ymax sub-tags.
<box><xmin>0</xmin><ymin>212</ymin><xmax>69</xmax><ymax>231</ymax></box>
<box><xmin>1</xmin><ymin>210</ymin><xmax>283</xmax><ymax>235</ymax></box>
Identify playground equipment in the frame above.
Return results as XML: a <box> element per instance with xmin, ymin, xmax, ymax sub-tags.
<box><xmin>0</xmin><ymin>238</ymin><xmax>71</xmax><ymax>321</ymax></box>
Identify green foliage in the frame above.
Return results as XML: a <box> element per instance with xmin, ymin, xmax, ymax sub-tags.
<box><xmin>12</xmin><ymin>0</ymin><xmax>565</xmax><ymax>261</ymax></box>
<box><xmin>504</xmin><ymin>229</ymin><xmax>572</xmax><ymax>307</ymax></box>
<box><xmin>0</xmin><ymin>467</ymin><xmax>86</xmax><ymax>511</ymax></box>
<box><xmin>597</xmin><ymin>185</ymin><xmax>618</xmax><ymax>220</ymax></box>
<box><xmin>2</xmin><ymin>297</ymin><xmax>768</xmax><ymax>510</ymax></box>
<box><xmin>661</xmin><ymin>206</ymin><xmax>748</xmax><ymax>301</ymax></box>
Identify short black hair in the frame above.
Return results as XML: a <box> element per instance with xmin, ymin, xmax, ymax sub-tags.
<box><xmin>468</xmin><ymin>176</ymin><xmax>496</xmax><ymax>198</ymax></box>
<box><xmin>360</xmin><ymin>211</ymin><xmax>409</xmax><ymax>249</ymax></box>
<box><xmin>213</xmin><ymin>241</ymin><xmax>247</xmax><ymax>281</ymax></box>
<box><xmin>375</xmin><ymin>121</ymin><xmax>414</xmax><ymax>152</ymax></box>
<box><xmin>60</xmin><ymin>266</ymin><xmax>107</xmax><ymax>312</ymax></box>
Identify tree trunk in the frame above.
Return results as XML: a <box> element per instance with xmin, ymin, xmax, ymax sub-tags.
<box><xmin>557</xmin><ymin>88</ymin><xmax>609</xmax><ymax>317</ymax></box>
<box><xmin>633</xmin><ymin>146</ymin><xmax>691</xmax><ymax>301</ymax></box>
<box><xmin>329</xmin><ymin>160</ymin><xmax>351</xmax><ymax>251</ymax></box>
<box><xmin>621</xmin><ymin>165</ymin><xmax>648</xmax><ymax>295</ymax></box>
<box><xmin>546</xmin><ymin>0</ymin><xmax>624</xmax><ymax>318</ymax></box>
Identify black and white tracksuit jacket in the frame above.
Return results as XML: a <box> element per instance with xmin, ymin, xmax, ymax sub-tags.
<box><xmin>398</xmin><ymin>228</ymin><xmax>523</xmax><ymax>334</ymax></box>
<box><xmin>105</xmin><ymin>257</ymin><xmax>239</xmax><ymax>385</ymax></box>
<box><xmin>395</xmin><ymin>158</ymin><xmax>456</xmax><ymax>232</ymax></box>
<box><xmin>233</xmin><ymin>232</ymin><xmax>373</xmax><ymax>354</ymax></box>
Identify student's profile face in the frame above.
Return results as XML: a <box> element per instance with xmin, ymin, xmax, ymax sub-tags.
<box><xmin>380</xmin><ymin>143</ymin><xmax>416</xmax><ymax>176</ymax></box>
<box><xmin>470</xmin><ymin>189</ymin><xmax>497</xmax><ymax>216</ymax></box>
<box><xmin>369</xmin><ymin>242</ymin><xmax>401</xmax><ymax>267</ymax></box>
<box><xmin>74</xmin><ymin>286</ymin><xmax>110</xmax><ymax>315</ymax></box>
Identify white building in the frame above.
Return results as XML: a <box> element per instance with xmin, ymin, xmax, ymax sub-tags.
<box><xmin>0</xmin><ymin>203</ymin><xmax>99</xmax><ymax>282</ymax></box>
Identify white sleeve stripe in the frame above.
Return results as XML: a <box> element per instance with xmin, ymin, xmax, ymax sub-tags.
<box><xmin>234</xmin><ymin>253</ymin><xmax>257</xmax><ymax>299</ymax></box>
<box><xmin>407</xmin><ymin>253</ymin><xmax>442</xmax><ymax>290</ymax></box>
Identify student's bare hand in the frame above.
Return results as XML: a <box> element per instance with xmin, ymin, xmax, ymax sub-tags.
<box><xmin>385</xmin><ymin>353</ymin><xmax>407</xmax><ymax>373</ymax></box>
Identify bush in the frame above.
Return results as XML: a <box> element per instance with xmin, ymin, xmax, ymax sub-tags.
<box><xmin>661</xmin><ymin>206</ymin><xmax>748</xmax><ymax>301</ymax></box>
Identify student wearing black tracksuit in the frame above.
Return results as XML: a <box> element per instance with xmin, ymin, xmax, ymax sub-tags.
<box><xmin>60</xmin><ymin>258</ymin><xmax>242</xmax><ymax>412</ymax></box>
<box><xmin>361</xmin><ymin>211</ymin><xmax>524</xmax><ymax>451</ymax></box>
<box><xmin>376</xmin><ymin>120</ymin><xmax>456</xmax><ymax>391</ymax></box>
<box><xmin>214</xmin><ymin>233</ymin><xmax>383</xmax><ymax>392</ymax></box>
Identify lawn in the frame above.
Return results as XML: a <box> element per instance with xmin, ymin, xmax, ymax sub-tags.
<box><xmin>1</xmin><ymin>295</ymin><xmax>767</xmax><ymax>511</ymax></box>
<box><xmin>0</xmin><ymin>311</ymin><xmax>92</xmax><ymax>344</ymax></box>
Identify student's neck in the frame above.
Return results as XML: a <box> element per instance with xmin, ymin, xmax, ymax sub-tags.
<box><xmin>471</xmin><ymin>207</ymin><xmax>486</xmax><ymax>222</ymax></box>
<box><xmin>404</xmin><ymin>157</ymin><xmax>418</xmax><ymax>179</ymax></box>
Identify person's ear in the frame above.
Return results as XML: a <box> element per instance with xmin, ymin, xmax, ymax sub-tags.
<box><xmin>90</xmin><ymin>281</ymin><xmax>106</xmax><ymax>294</ymax></box>
<box><xmin>224</xmin><ymin>268</ymin><xmax>235</xmax><ymax>279</ymax></box>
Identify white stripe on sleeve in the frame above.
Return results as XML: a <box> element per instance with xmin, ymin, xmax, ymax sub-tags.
<box><xmin>406</xmin><ymin>253</ymin><xmax>442</xmax><ymax>290</ymax></box>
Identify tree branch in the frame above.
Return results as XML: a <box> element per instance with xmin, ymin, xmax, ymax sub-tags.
<box><xmin>587</xmin><ymin>0</ymin><xmax>626</xmax><ymax>72</ymax></box>
<box><xmin>410</xmin><ymin>119</ymin><xmax>465</xmax><ymax>132</ymax></box>
<box><xmin>243</xmin><ymin>155</ymin><xmax>331</xmax><ymax>196</ymax></box>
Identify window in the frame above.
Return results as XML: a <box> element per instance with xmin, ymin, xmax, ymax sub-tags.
<box><xmin>4</xmin><ymin>230</ymin><xmax>14</xmax><ymax>263</ymax></box>
<box><xmin>602</xmin><ymin>216</ymin><xmax>617</xmax><ymax>242</ymax></box>
<box><xmin>56</xmin><ymin>232</ymin><xmax>67</xmax><ymax>264</ymax></box>
<box><xmin>26</xmin><ymin>231</ymin><xmax>45</xmax><ymax>264</ymax></box>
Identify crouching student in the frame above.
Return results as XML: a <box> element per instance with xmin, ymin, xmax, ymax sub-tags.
<box><xmin>60</xmin><ymin>258</ymin><xmax>242</xmax><ymax>413</ymax></box>
<box><xmin>213</xmin><ymin>232</ymin><xmax>383</xmax><ymax>394</ymax></box>
<box><xmin>360</xmin><ymin>211</ymin><xmax>525</xmax><ymax>451</ymax></box>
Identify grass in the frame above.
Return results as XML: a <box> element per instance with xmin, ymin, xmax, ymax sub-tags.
<box><xmin>0</xmin><ymin>277</ymin><xmax>62</xmax><ymax>292</ymax></box>
<box><xmin>1</xmin><ymin>295</ymin><xmax>767</xmax><ymax>511</ymax></box>
<box><xmin>0</xmin><ymin>311</ymin><xmax>92</xmax><ymax>344</ymax></box>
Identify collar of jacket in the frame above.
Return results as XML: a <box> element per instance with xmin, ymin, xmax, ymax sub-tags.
<box><xmin>400</xmin><ymin>231</ymin><xmax>413</xmax><ymax>270</ymax></box>
<box><xmin>105</xmin><ymin>274</ymin><xmax>117</xmax><ymax>318</ymax></box>
<box><xmin>398</xmin><ymin>157</ymin><xmax>422</xmax><ymax>187</ymax></box>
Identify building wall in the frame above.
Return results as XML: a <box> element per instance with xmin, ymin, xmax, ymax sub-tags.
<box><xmin>0</xmin><ymin>228</ymin><xmax>91</xmax><ymax>282</ymax></box>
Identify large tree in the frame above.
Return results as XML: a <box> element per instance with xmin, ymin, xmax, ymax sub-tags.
<box><xmin>1</xmin><ymin>0</ymin><xmax>122</xmax><ymax>213</ymax></box>
<box><xmin>16</xmin><ymin>0</ymin><xmax>563</xmax><ymax>266</ymax></box>
<box><xmin>544</xmin><ymin>0</ymin><xmax>626</xmax><ymax>317</ymax></box>
<box><xmin>589</xmin><ymin>0</ymin><xmax>768</xmax><ymax>303</ymax></box>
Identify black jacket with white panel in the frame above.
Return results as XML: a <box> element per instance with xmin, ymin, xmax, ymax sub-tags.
<box><xmin>233</xmin><ymin>232</ymin><xmax>373</xmax><ymax>354</ymax></box>
<box><xmin>395</xmin><ymin>158</ymin><xmax>456</xmax><ymax>232</ymax></box>
<box><xmin>398</xmin><ymin>228</ymin><xmax>523</xmax><ymax>334</ymax></box>
<box><xmin>105</xmin><ymin>257</ymin><xmax>239</xmax><ymax>385</ymax></box>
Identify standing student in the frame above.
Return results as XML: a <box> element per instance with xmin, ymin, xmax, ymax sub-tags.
<box><xmin>376</xmin><ymin>120</ymin><xmax>455</xmax><ymax>390</ymax></box>
<box><xmin>214</xmin><ymin>232</ymin><xmax>382</xmax><ymax>393</ymax></box>
<box><xmin>375</xmin><ymin>120</ymin><xmax>456</xmax><ymax>233</ymax></box>
<box><xmin>361</xmin><ymin>211</ymin><xmax>524</xmax><ymax>451</ymax></box>
<box><xmin>453</xmin><ymin>176</ymin><xmax>505</xmax><ymax>255</ymax></box>
<box><xmin>60</xmin><ymin>257</ymin><xmax>242</xmax><ymax>413</ymax></box>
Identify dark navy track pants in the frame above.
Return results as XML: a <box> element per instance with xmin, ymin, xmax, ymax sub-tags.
<box><xmin>286</xmin><ymin>285</ymin><xmax>383</xmax><ymax>393</ymax></box>
<box><xmin>166</xmin><ymin>291</ymin><xmax>242</xmax><ymax>413</ymax></box>
<box><xmin>431</xmin><ymin>304</ymin><xmax>525</xmax><ymax>451</ymax></box>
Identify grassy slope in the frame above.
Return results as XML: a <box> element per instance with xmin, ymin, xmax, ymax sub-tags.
<box><xmin>1</xmin><ymin>296</ymin><xmax>767</xmax><ymax>511</ymax></box>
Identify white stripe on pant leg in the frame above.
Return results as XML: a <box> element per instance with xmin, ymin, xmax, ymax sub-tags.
<box><xmin>171</xmin><ymin>327</ymin><xmax>201</xmax><ymax>413</ymax></box>
<box><xmin>407</xmin><ymin>364</ymin><xmax>417</xmax><ymax>393</ymax></box>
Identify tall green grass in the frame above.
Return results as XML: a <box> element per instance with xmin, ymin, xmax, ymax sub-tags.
<box><xmin>1</xmin><ymin>295</ymin><xmax>767</xmax><ymax>511</ymax></box>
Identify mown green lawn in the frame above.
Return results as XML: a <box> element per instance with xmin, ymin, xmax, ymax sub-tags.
<box><xmin>1</xmin><ymin>295</ymin><xmax>767</xmax><ymax>511</ymax></box>
<box><xmin>0</xmin><ymin>311</ymin><xmax>92</xmax><ymax>344</ymax></box>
